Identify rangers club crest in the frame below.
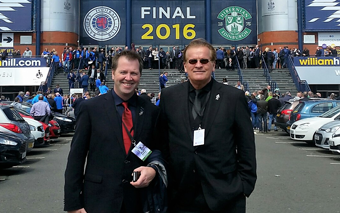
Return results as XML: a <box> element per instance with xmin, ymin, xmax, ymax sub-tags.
<box><xmin>217</xmin><ymin>6</ymin><xmax>252</xmax><ymax>41</ymax></box>
<box><xmin>84</xmin><ymin>6</ymin><xmax>121</xmax><ymax>41</ymax></box>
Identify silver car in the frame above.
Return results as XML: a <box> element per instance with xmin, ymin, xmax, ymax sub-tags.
<box><xmin>314</xmin><ymin>120</ymin><xmax>340</xmax><ymax>149</ymax></box>
<box><xmin>0</xmin><ymin>105</ymin><xmax>35</xmax><ymax>152</ymax></box>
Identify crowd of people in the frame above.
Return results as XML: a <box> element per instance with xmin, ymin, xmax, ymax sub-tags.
<box><xmin>243</xmin><ymin>84</ymin><xmax>338</xmax><ymax>133</ymax></box>
<box><xmin>6</xmin><ymin>39</ymin><xmax>340</xmax><ymax>213</ymax></box>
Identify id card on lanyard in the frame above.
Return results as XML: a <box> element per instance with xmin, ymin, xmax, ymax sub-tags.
<box><xmin>122</xmin><ymin>114</ymin><xmax>152</xmax><ymax>161</ymax></box>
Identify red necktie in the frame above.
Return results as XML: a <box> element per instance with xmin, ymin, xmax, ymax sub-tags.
<box><xmin>122</xmin><ymin>102</ymin><xmax>134</xmax><ymax>154</ymax></box>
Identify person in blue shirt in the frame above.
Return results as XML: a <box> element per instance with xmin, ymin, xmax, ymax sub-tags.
<box><xmin>74</xmin><ymin>47</ymin><xmax>83</xmax><ymax>70</ymax></box>
<box><xmin>95</xmin><ymin>77</ymin><xmax>101</xmax><ymax>90</ymax></box>
<box><xmin>159</xmin><ymin>72</ymin><xmax>168</xmax><ymax>89</ymax></box>
<box><xmin>80</xmin><ymin>71</ymin><xmax>89</xmax><ymax>92</ymax></box>
<box><xmin>52</xmin><ymin>51</ymin><xmax>60</xmax><ymax>75</ymax></box>
<box><xmin>98</xmin><ymin>49</ymin><xmax>106</xmax><ymax>71</ymax></box>
<box><xmin>54</xmin><ymin>92</ymin><xmax>63</xmax><ymax>114</ymax></box>
<box><xmin>16</xmin><ymin>91</ymin><xmax>24</xmax><ymax>103</ymax></box>
<box><xmin>31</xmin><ymin>92</ymin><xmax>51</xmax><ymax>108</ymax></box>
<box><xmin>98</xmin><ymin>81</ymin><xmax>109</xmax><ymax>95</ymax></box>
<box><xmin>68</xmin><ymin>70</ymin><xmax>76</xmax><ymax>90</ymax></box>
<box><xmin>216</xmin><ymin>47</ymin><xmax>224</xmax><ymax>69</ymax></box>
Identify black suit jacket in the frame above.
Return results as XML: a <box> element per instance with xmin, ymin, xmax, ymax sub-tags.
<box><xmin>64</xmin><ymin>90</ymin><xmax>160</xmax><ymax>213</ymax></box>
<box><xmin>158</xmin><ymin>80</ymin><xmax>256</xmax><ymax>211</ymax></box>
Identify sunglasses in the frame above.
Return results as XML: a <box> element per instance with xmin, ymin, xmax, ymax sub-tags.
<box><xmin>187</xmin><ymin>59</ymin><xmax>210</xmax><ymax>64</ymax></box>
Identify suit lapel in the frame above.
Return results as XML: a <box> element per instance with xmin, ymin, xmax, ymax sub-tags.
<box><xmin>179</xmin><ymin>82</ymin><xmax>193</xmax><ymax>141</ymax></box>
<box><xmin>133</xmin><ymin>97</ymin><xmax>145</xmax><ymax>145</ymax></box>
<box><xmin>103</xmin><ymin>91</ymin><xmax>125</xmax><ymax>154</ymax></box>
<box><xmin>203</xmin><ymin>80</ymin><xmax>223</xmax><ymax>136</ymax></box>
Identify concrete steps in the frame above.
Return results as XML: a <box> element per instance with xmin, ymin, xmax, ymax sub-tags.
<box><xmin>50</xmin><ymin>67</ymin><xmax>298</xmax><ymax>96</ymax></box>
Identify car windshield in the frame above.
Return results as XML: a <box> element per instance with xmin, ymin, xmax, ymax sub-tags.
<box><xmin>279</xmin><ymin>102</ymin><xmax>292</xmax><ymax>112</ymax></box>
<box><xmin>3</xmin><ymin>107</ymin><xmax>25</xmax><ymax>121</ymax></box>
<box><xmin>16</xmin><ymin>108</ymin><xmax>30</xmax><ymax>116</ymax></box>
<box><xmin>293</xmin><ymin>102</ymin><xmax>305</xmax><ymax>113</ymax></box>
<box><xmin>320</xmin><ymin>106</ymin><xmax>340</xmax><ymax>118</ymax></box>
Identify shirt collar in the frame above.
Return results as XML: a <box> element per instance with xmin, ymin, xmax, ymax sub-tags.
<box><xmin>111</xmin><ymin>90</ymin><xmax>137</xmax><ymax>107</ymax></box>
<box><xmin>189</xmin><ymin>78</ymin><xmax>214</xmax><ymax>93</ymax></box>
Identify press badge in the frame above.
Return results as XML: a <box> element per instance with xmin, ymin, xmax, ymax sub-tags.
<box><xmin>193</xmin><ymin>128</ymin><xmax>205</xmax><ymax>146</ymax></box>
<box><xmin>131</xmin><ymin>141</ymin><xmax>152</xmax><ymax>161</ymax></box>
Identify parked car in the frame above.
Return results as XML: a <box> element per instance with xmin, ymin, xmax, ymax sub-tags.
<box><xmin>22</xmin><ymin>117</ymin><xmax>45</xmax><ymax>147</ymax></box>
<box><xmin>0</xmin><ymin>106</ymin><xmax>35</xmax><ymax>152</ymax></box>
<box><xmin>287</xmin><ymin>100</ymin><xmax>340</xmax><ymax>132</ymax></box>
<box><xmin>314</xmin><ymin>120</ymin><xmax>340</xmax><ymax>149</ymax></box>
<box><xmin>275</xmin><ymin>100</ymin><xmax>300</xmax><ymax>133</ymax></box>
<box><xmin>328</xmin><ymin>128</ymin><xmax>340</xmax><ymax>153</ymax></box>
<box><xmin>15</xmin><ymin>108</ymin><xmax>60</xmax><ymax>140</ymax></box>
<box><xmin>48</xmin><ymin>119</ymin><xmax>61</xmax><ymax>139</ymax></box>
<box><xmin>0</xmin><ymin>132</ymin><xmax>27</xmax><ymax>168</ymax></box>
<box><xmin>290</xmin><ymin>106</ymin><xmax>340</xmax><ymax>145</ymax></box>
<box><xmin>52</xmin><ymin>112</ymin><xmax>76</xmax><ymax>135</ymax></box>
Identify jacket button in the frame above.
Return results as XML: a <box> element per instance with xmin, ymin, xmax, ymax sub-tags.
<box><xmin>193</xmin><ymin>169</ymin><xmax>196</xmax><ymax>173</ymax></box>
<box><xmin>122</xmin><ymin>179</ymin><xmax>127</xmax><ymax>183</ymax></box>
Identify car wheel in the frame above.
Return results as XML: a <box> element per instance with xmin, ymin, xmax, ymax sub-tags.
<box><xmin>285</xmin><ymin>129</ymin><xmax>289</xmax><ymax>135</ymax></box>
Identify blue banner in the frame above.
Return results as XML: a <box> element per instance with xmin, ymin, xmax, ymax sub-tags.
<box><xmin>80</xmin><ymin>0</ymin><xmax>126</xmax><ymax>45</ymax></box>
<box><xmin>0</xmin><ymin>0</ymin><xmax>32</xmax><ymax>32</ymax></box>
<box><xmin>0</xmin><ymin>58</ymin><xmax>47</xmax><ymax>68</ymax></box>
<box><xmin>211</xmin><ymin>0</ymin><xmax>257</xmax><ymax>44</ymax></box>
<box><xmin>294</xmin><ymin>57</ymin><xmax>340</xmax><ymax>66</ymax></box>
<box><xmin>131</xmin><ymin>0</ymin><xmax>205</xmax><ymax>45</ymax></box>
<box><xmin>305</xmin><ymin>0</ymin><xmax>340</xmax><ymax>31</ymax></box>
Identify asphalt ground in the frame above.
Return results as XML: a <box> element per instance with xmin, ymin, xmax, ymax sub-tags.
<box><xmin>0</xmin><ymin>131</ymin><xmax>340</xmax><ymax>212</ymax></box>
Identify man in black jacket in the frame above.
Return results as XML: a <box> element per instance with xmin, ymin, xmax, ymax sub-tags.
<box><xmin>257</xmin><ymin>94</ymin><xmax>268</xmax><ymax>133</ymax></box>
<box><xmin>267</xmin><ymin>94</ymin><xmax>281</xmax><ymax>131</ymax></box>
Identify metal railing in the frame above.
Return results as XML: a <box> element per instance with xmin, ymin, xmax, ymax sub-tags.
<box><xmin>38</xmin><ymin>62</ymin><xmax>54</xmax><ymax>93</ymax></box>
<box><xmin>235</xmin><ymin>57</ymin><xmax>249</xmax><ymax>92</ymax></box>
<box><xmin>261</xmin><ymin>55</ymin><xmax>271</xmax><ymax>82</ymax></box>
<box><xmin>287</xmin><ymin>56</ymin><xmax>311</xmax><ymax>92</ymax></box>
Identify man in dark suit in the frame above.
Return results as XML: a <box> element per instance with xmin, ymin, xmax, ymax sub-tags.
<box><xmin>64</xmin><ymin>50</ymin><xmax>163</xmax><ymax>213</ymax></box>
<box><xmin>53</xmin><ymin>84</ymin><xmax>63</xmax><ymax>96</ymax></box>
<box><xmin>158</xmin><ymin>38</ymin><xmax>256</xmax><ymax>212</ymax></box>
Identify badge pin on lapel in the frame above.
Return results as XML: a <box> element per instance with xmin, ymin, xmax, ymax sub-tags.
<box><xmin>139</xmin><ymin>107</ymin><xmax>144</xmax><ymax>116</ymax></box>
<box><xmin>216</xmin><ymin>94</ymin><xmax>220</xmax><ymax>101</ymax></box>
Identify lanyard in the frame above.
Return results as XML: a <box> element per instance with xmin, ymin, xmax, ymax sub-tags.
<box><xmin>122</xmin><ymin>121</ymin><xmax>136</xmax><ymax>147</ymax></box>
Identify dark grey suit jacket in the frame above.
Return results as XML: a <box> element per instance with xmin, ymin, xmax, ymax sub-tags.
<box><xmin>64</xmin><ymin>90</ymin><xmax>160</xmax><ymax>213</ymax></box>
<box><xmin>158</xmin><ymin>79</ymin><xmax>256</xmax><ymax>211</ymax></box>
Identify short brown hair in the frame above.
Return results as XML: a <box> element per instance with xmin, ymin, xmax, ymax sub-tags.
<box><xmin>111</xmin><ymin>50</ymin><xmax>143</xmax><ymax>75</ymax></box>
<box><xmin>183</xmin><ymin>38</ymin><xmax>216</xmax><ymax>63</ymax></box>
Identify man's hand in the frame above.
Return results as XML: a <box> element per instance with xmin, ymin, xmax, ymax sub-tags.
<box><xmin>68</xmin><ymin>208</ymin><xmax>87</xmax><ymax>213</ymax></box>
<box><xmin>130</xmin><ymin>166</ymin><xmax>156</xmax><ymax>188</ymax></box>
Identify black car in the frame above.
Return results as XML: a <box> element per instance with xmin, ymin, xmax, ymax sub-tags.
<box><xmin>52</xmin><ymin>112</ymin><xmax>76</xmax><ymax>135</ymax></box>
<box><xmin>0</xmin><ymin>132</ymin><xmax>27</xmax><ymax>168</ymax></box>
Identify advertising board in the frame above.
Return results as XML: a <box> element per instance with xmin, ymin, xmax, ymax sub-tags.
<box><xmin>0</xmin><ymin>0</ymin><xmax>32</xmax><ymax>32</ymax></box>
<box><xmin>211</xmin><ymin>0</ymin><xmax>257</xmax><ymax>45</ymax></box>
<box><xmin>80</xmin><ymin>0</ymin><xmax>258</xmax><ymax>46</ymax></box>
<box><xmin>80</xmin><ymin>0</ymin><xmax>126</xmax><ymax>45</ymax></box>
<box><xmin>305</xmin><ymin>0</ymin><xmax>340</xmax><ymax>31</ymax></box>
<box><xmin>131</xmin><ymin>0</ymin><xmax>205</xmax><ymax>45</ymax></box>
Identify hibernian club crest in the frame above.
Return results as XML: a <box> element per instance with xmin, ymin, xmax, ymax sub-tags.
<box><xmin>217</xmin><ymin>6</ymin><xmax>252</xmax><ymax>41</ymax></box>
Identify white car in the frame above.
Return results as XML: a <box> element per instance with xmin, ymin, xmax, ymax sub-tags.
<box><xmin>314</xmin><ymin>120</ymin><xmax>340</xmax><ymax>149</ymax></box>
<box><xmin>290</xmin><ymin>106</ymin><xmax>340</xmax><ymax>145</ymax></box>
<box><xmin>23</xmin><ymin>117</ymin><xmax>45</xmax><ymax>147</ymax></box>
<box><xmin>328</xmin><ymin>128</ymin><xmax>340</xmax><ymax>154</ymax></box>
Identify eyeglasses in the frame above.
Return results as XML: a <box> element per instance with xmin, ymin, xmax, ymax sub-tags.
<box><xmin>187</xmin><ymin>59</ymin><xmax>210</xmax><ymax>64</ymax></box>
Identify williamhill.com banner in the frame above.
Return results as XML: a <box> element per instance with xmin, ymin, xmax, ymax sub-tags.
<box><xmin>294</xmin><ymin>57</ymin><xmax>340</xmax><ymax>66</ymax></box>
